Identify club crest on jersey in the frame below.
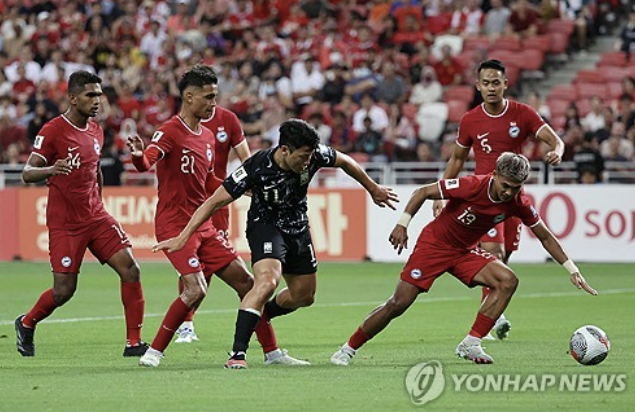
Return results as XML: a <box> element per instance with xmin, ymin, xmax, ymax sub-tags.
<box><xmin>93</xmin><ymin>139</ymin><xmax>100</xmax><ymax>155</ymax></box>
<box><xmin>411</xmin><ymin>268</ymin><xmax>422</xmax><ymax>280</ymax></box>
<box><xmin>206</xmin><ymin>143</ymin><xmax>213</xmax><ymax>162</ymax></box>
<box><xmin>509</xmin><ymin>122</ymin><xmax>520</xmax><ymax>138</ymax></box>
<box><xmin>300</xmin><ymin>169</ymin><xmax>309</xmax><ymax>185</ymax></box>
<box><xmin>493</xmin><ymin>213</ymin><xmax>506</xmax><ymax>223</ymax></box>
<box><xmin>216</xmin><ymin>128</ymin><xmax>228</xmax><ymax>143</ymax></box>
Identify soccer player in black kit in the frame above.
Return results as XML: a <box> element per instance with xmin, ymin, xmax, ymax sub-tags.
<box><xmin>154</xmin><ymin>118</ymin><xmax>399</xmax><ymax>368</ymax></box>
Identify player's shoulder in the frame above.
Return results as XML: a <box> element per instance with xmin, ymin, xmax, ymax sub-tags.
<box><xmin>157</xmin><ymin>115</ymin><xmax>181</xmax><ymax>132</ymax></box>
<box><xmin>215</xmin><ymin>105</ymin><xmax>239</xmax><ymax>120</ymax></box>
<box><xmin>203</xmin><ymin>106</ymin><xmax>240</xmax><ymax>125</ymax></box>
<box><xmin>508</xmin><ymin>99</ymin><xmax>536</xmax><ymax>114</ymax></box>
<box><xmin>460</xmin><ymin>104</ymin><xmax>484</xmax><ymax>122</ymax></box>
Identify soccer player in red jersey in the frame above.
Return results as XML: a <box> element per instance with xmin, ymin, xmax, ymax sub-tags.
<box><xmin>174</xmin><ymin>104</ymin><xmax>251</xmax><ymax>343</ymax></box>
<box><xmin>332</xmin><ymin>153</ymin><xmax>597</xmax><ymax>365</ymax></box>
<box><xmin>433</xmin><ymin>60</ymin><xmax>565</xmax><ymax>339</ymax></box>
<box><xmin>15</xmin><ymin>71</ymin><xmax>147</xmax><ymax>358</ymax></box>
<box><xmin>129</xmin><ymin>65</ymin><xmax>305</xmax><ymax>367</ymax></box>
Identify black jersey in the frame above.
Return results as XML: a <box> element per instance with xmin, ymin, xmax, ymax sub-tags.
<box><xmin>223</xmin><ymin>144</ymin><xmax>337</xmax><ymax>235</ymax></box>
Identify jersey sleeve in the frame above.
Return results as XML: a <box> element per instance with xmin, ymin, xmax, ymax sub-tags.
<box><xmin>222</xmin><ymin>156</ymin><xmax>254</xmax><ymax>199</ymax></box>
<box><xmin>313</xmin><ymin>144</ymin><xmax>337</xmax><ymax>168</ymax></box>
<box><xmin>228</xmin><ymin>111</ymin><xmax>246</xmax><ymax>147</ymax></box>
<box><xmin>521</xmin><ymin>104</ymin><xmax>547</xmax><ymax>135</ymax></box>
<box><xmin>455</xmin><ymin>115</ymin><xmax>473</xmax><ymax>149</ymax></box>
<box><xmin>146</xmin><ymin>127</ymin><xmax>175</xmax><ymax>160</ymax></box>
<box><xmin>515</xmin><ymin>194</ymin><xmax>541</xmax><ymax>227</ymax></box>
<box><xmin>31</xmin><ymin>121</ymin><xmax>58</xmax><ymax>165</ymax></box>
<box><xmin>437</xmin><ymin>175</ymin><xmax>480</xmax><ymax>201</ymax></box>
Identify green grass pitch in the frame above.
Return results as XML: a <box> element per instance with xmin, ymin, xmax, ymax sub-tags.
<box><xmin>1</xmin><ymin>261</ymin><xmax>633</xmax><ymax>411</ymax></box>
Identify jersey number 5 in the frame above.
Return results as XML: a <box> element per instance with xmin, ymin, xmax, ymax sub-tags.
<box><xmin>181</xmin><ymin>155</ymin><xmax>195</xmax><ymax>174</ymax></box>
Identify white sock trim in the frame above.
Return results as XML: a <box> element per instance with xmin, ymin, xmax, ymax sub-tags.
<box><xmin>244</xmin><ymin>308</ymin><xmax>261</xmax><ymax>317</ymax></box>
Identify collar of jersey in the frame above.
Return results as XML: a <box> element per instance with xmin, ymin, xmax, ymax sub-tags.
<box><xmin>480</xmin><ymin>99</ymin><xmax>509</xmax><ymax>118</ymax></box>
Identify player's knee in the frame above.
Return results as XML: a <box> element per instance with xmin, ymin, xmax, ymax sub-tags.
<box><xmin>53</xmin><ymin>286</ymin><xmax>76</xmax><ymax>305</ymax></box>
<box><xmin>298</xmin><ymin>292</ymin><xmax>315</xmax><ymax>307</ymax></box>
<box><xmin>185</xmin><ymin>286</ymin><xmax>207</xmax><ymax>305</ymax></box>
<box><xmin>126</xmin><ymin>262</ymin><xmax>141</xmax><ymax>282</ymax></box>
<box><xmin>385</xmin><ymin>296</ymin><xmax>409</xmax><ymax>317</ymax></box>
<box><xmin>499</xmin><ymin>272</ymin><xmax>519</xmax><ymax>295</ymax></box>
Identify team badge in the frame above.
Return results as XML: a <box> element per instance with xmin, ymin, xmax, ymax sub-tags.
<box><xmin>509</xmin><ymin>122</ymin><xmax>520</xmax><ymax>138</ymax></box>
<box><xmin>206</xmin><ymin>143</ymin><xmax>213</xmax><ymax>162</ymax></box>
<box><xmin>487</xmin><ymin>228</ymin><xmax>498</xmax><ymax>238</ymax></box>
<box><xmin>188</xmin><ymin>257</ymin><xmax>199</xmax><ymax>268</ymax></box>
<box><xmin>411</xmin><ymin>268</ymin><xmax>422</xmax><ymax>280</ymax></box>
<box><xmin>93</xmin><ymin>139</ymin><xmax>100</xmax><ymax>155</ymax></box>
<box><xmin>445</xmin><ymin>179</ymin><xmax>459</xmax><ymax>190</ymax></box>
<box><xmin>264</xmin><ymin>242</ymin><xmax>273</xmax><ymax>254</ymax></box>
<box><xmin>216</xmin><ymin>128</ymin><xmax>228</xmax><ymax>143</ymax></box>
<box><xmin>493</xmin><ymin>214</ymin><xmax>506</xmax><ymax>223</ymax></box>
<box><xmin>61</xmin><ymin>256</ymin><xmax>72</xmax><ymax>268</ymax></box>
<box><xmin>300</xmin><ymin>169</ymin><xmax>309</xmax><ymax>185</ymax></box>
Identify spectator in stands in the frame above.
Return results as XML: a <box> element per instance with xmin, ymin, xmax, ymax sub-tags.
<box><xmin>353</xmin><ymin>93</ymin><xmax>389</xmax><ymax>134</ymax></box>
<box><xmin>600</xmin><ymin>122</ymin><xmax>634</xmax><ymax>160</ymax></box>
<box><xmin>385</xmin><ymin>103</ymin><xmax>417</xmax><ymax>161</ymax></box>
<box><xmin>353</xmin><ymin>116</ymin><xmax>386</xmax><ymax>162</ymax></box>
<box><xmin>1</xmin><ymin>142</ymin><xmax>24</xmax><ymax>183</ymax></box>
<box><xmin>594</xmin><ymin>107</ymin><xmax>615</xmax><ymax>144</ymax></box>
<box><xmin>616</xmin><ymin>94</ymin><xmax>635</xmax><ymax>131</ymax></box>
<box><xmin>432</xmin><ymin>44</ymin><xmax>463</xmax><ymax>86</ymax></box>
<box><xmin>0</xmin><ymin>115</ymin><xmax>29</xmax><ymax>156</ymax></box>
<box><xmin>411</xmin><ymin>141</ymin><xmax>439</xmax><ymax>184</ymax></box>
<box><xmin>564</xmin><ymin>102</ymin><xmax>582</xmax><ymax>132</ymax></box>
<box><xmin>0</xmin><ymin>95</ymin><xmax>17</xmax><ymax>119</ymax></box>
<box><xmin>258</xmin><ymin>62</ymin><xmax>293</xmax><ymax>110</ymax></box>
<box><xmin>300</xmin><ymin>0</ymin><xmax>332</xmax><ymax>20</ymax></box>
<box><xmin>290</xmin><ymin>54</ymin><xmax>325</xmax><ymax>113</ymax></box>
<box><xmin>582</xmin><ymin>96</ymin><xmax>606</xmax><ymax>133</ymax></box>
<box><xmin>308</xmin><ymin>112</ymin><xmax>332</xmax><ymax>145</ymax></box>
<box><xmin>409</xmin><ymin>65</ymin><xmax>443</xmax><ymax>107</ymax></box>
<box><xmin>616</xmin><ymin>9</ymin><xmax>635</xmax><ymax>57</ymax></box>
<box><xmin>484</xmin><ymin>0</ymin><xmax>512</xmax><ymax>38</ymax></box>
<box><xmin>526</xmin><ymin>91</ymin><xmax>551</xmax><ymax>122</ymax></box>
<box><xmin>320</xmin><ymin>63</ymin><xmax>349</xmax><ymax>106</ymax></box>
<box><xmin>345</xmin><ymin>60</ymin><xmax>381</xmax><ymax>103</ymax></box>
<box><xmin>573</xmin><ymin>133</ymin><xmax>604</xmax><ymax>184</ymax></box>
<box><xmin>559</xmin><ymin>0</ymin><xmax>593</xmax><ymax>51</ymax></box>
<box><xmin>329</xmin><ymin>110</ymin><xmax>355</xmax><ymax>153</ymax></box>
<box><xmin>506</xmin><ymin>0</ymin><xmax>539</xmax><ymax>38</ymax></box>
<box><xmin>376</xmin><ymin>62</ymin><xmax>407</xmax><ymax>105</ymax></box>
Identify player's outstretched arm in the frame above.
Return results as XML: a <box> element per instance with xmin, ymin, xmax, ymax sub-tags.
<box><xmin>536</xmin><ymin>124</ymin><xmax>564</xmax><ymax>166</ymax></box>
<box><xmin>390</xmin><ymin>182</ymin><xmax>442</xmax><ymax>254</ymax></box>
<box><xmin>22</xmin><ymin>153</ymin><xmax>71</xmax><ymax>183</ymax></box>
<box><xmin>530</xmin><ymin>221</ymin><xmax>598</xmax><ymax>296</ymax></box>
<box><xmin>433</xmin><ymin>144</ymin><xmax>469</xmax><ymax>217</ymax></box>
<box><xmin>152</xmin><ymin>185</ymin><xmax>236</xmax><ymax>253</ymax></box>
<box><xmin>334</xmin><ymin>151</ymin><xmax>399</xmax><ymax>210</ymax></box>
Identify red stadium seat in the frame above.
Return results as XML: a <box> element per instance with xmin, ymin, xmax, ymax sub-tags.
<box><xmin>547</xmin><ymin>84</ymin><xmax>577</xmax><ymax>101</ymax></box>
<box><xmin>443</xmin><ymin>85</ymin><xmax>475</xmax><ymax>104</ymax></box>
<box><xmin>505</xmin><ymin>64</ymin><xmax>521</xmax><ymax>87</ymax></box>
<box><xmin>519</xmin><ymin>49</ymin><xmax>545</xmax><ymax>72</ymax></box>
<box><xmin>495</xmin><ymin>35</ymin><xmax>522</xmax><ymax>52</ymax></box>
<box><xmin>575</xmin><ymin>83</ymin><xmax>607</xmax><ymax>99</ymax></box>
<box><xmin>576</xmin><ymin>99</ymin><xmax>592</xmax><ymax>117</ymax></box>
<box><xmin>549</xmin><ymin>33</ymin><xmax>569</xmax><ymax>54</ymax></box>
<box><xmin>487</xmin><ymin>50</ymin><xmax>519</xmax><ymax>67</ymax></box>
<box><xmin>547</xmin><ymin>19</ymin><xmax>575</xmax><ymax>36</ymax></box>
<box><xmin>549</xmin><ymin>116</ymin><xmax>566</xmax><ymax>131</ymax></box>
<box><xmin>547</xmin><ymin>99</ymin><xmax>570</xmax><ymax>118</ymax></box>
<box><xmin>607</xmin><ymin>82</ymin><xmax>623</xmax><ymax>99</ymax></box>
<box><xmin>597</xmin><ymin>52</ymin><xmax>628</xmax><ymax>68</ymax></box>
<box><xmin>574</xmin><ymin>69</ymin><xmax>604</xmax><ymax>84</ymax></box>
<box><xmin>522</xmin><ymin>35</ymin><xmax>551</xmax><ymax>53</ymax></box>
<box><xmin>462</xmin><ymin>36</ymin><xmax>491</xmax><ymax>52</ymax></box>
<box><xmin>447</xmin><ymin>100</ymin><xmax>469</xmax><ymax>123</ymax></box>
<box><xmin>602</xmin><ymin>67</ymin><xmax>632</xmax><ymax>83</ymax></box>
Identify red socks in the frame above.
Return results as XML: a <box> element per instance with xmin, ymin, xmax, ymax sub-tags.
<box><xmin>348</xmin><ymin>327</ymin><xmax>371</xmax><ymax>350</ymax></box>
<box><xmin>120</xmin><ymin>281</ymin><xmax>145</xmax><ymax>346</ymax></box>
<box><xmin>469</xmin><ymin>313</ymin><xmax>497</xmax><ymax>339</ymax></box>
<box><xmin>23</xmin><ymin>288</ymin><xmax>58</xmax><ymax>328</ymax></box>
<box><xmin>255</xmin><ymin>312</ymin><xmax>278</xmax><ymax>353</ymax></box>
<box><xmin>150</xmin><ymin>297</ymin><xmax>191</xmax><ymax>352</ymax></box>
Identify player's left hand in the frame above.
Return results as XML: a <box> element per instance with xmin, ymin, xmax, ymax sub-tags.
<box><xmin>371</xmin><ymin>185</ymin><xmax>399</xmax><ymax>210</ymax></box>
<box><xmin>570</xmin><ymin>272</ymin><xmax>598</xmax><ymax>296</ymax></box>
<box><xmin>152</xmin><ymin>236</ymin><xmax>186</xmax><ymax>253</ymax></box>
<box><xmin>389</xmin><ymin>225</ymin><xmax>408</xmax><ymax>255</ymax></box>
<box><xmin>544</xmin><ymin>150</ymin><xmax>562</xmax><ymax>166</ymax></box>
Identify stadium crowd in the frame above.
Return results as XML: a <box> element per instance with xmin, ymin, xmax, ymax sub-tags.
<box><xmin>0</xmin><ymin>0</ymin><xmax>631</xmax><ymax>186</ymax></box>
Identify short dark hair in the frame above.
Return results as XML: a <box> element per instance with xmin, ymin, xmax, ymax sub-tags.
<box><xmin>177</xmin><ymin>64</ymin><xmax>218</xmax><ymax>96</ymax></box>
<box><xmin>477</xmin><ymin>59</ymin><xmax>506</xmax><ymax>76</ymax></box>
<box><xmin>68</xmin><ymin>71</ymin><xmax>102</xmax><ymax>95</ymax></box>
<box><xmin>279</xmin><ymin>118</ymin><xmax>320</xmax><ymax>151</ymax></box>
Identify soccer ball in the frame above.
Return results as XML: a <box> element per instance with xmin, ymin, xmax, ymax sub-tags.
<box><xmin>569</xmin><ymin>325</ymin><xmax>611</xmax><ymax>365</ymax></box>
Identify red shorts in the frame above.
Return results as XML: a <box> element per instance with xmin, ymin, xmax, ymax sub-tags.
<box><xmin>212</xmin><ymin>206</ymin><xmax>229</xmax><ymax>239</ymax></box>
<box><xmin>479</xmin><ymin>217</ymin><xmax>522</xmax><ymax>252</ymax></box>
<box><xmin>49</xmin><ymin>214</ymin><xmax>131</xmax><ymax>273</ymax></box>
<box><xmin>157</xmin><ymin>226</ymin><xmax>237</xmax><ymax>276</ymax></box>
<box><xmin>401</xmin><ymin>230</ymin><xmax>496</xmax><ymax>291</ymax></box>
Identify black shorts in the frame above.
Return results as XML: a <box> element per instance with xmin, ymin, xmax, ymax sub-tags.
<box><xmin>247</xmin><ymin>222</ymin><xmax>318</xmax><ymax>275</ymax></box>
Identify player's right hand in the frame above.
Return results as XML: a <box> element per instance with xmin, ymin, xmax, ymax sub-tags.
<box><xmin>570</xmin><ymin>272</ymin><xmax>598</xmax><ymax>296</ymax></box>
<box><xmin>50</xmin><ymin>158</ymin><xmax>72</xmax><ymax>176</ymax></box>
<box><xmin>152</xmin><ymin>236</ymin><xmax>186</xmax><ymax>253</ymax></box>
<box><xmin>127</xmin><ymin>135</ymin><xmax>145</xmax><ymax>157</ymax></box>
<box><xmin>389</xmin><ymin>225</ymin><xmax>408</xmax><ymax>255</ymax></box>
<box><xmin>432</xmin><ymin>199</ymin><xmax>446</xmax><ymax>217</ymax></box>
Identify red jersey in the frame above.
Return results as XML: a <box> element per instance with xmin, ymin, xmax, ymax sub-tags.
<box><xmin>141</xmin><ymin>115</ymin><xmax>216</xmax><ymax>235</ymax></box>
<box><xmin>32</xmin><ymin>115</ymin><xmax>106</xmax><ymax>230</ymax></box>
<box><xmin>427</xmin><ymin>174</ymin><xmax>540</xmax><ymax>249</ymax></box>
<box><xmin>201</xmin><ymin>106</ymin><xmax>245</xmax><ymax>180</ymax></box>
<box><xmin>457</xmin><ymin>99</ymin><xmax>546</xmax><ymax>174</ymax></box>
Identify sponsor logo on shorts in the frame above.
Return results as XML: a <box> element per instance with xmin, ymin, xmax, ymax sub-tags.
<box><xmin>264</xmin><ymin>242</ymin><xmax>273</xmax><ymax>254</ymax></box>
<box><xmin>61</xmin><ymin>256</ymin><xmax>72</xmax><ymax>268</ymax></box>
<box><xmin>411</xmin><ymin>268</ymin><xmax>422</xmax><ymax>280</ymax></box>
<box><xmin>487</xmin><ymin>228</ymin><xmax>498</xmax><ymax>238</ymax></box>
<box><xmin>188</xmin><ymin>257</ymin><xmax>199</xmax><ymax>268</ymax></box>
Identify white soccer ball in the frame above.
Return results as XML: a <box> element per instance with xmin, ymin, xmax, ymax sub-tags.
<box><xmin>569</xmin><ymin>325</ymin><xmax>611</xmax><ymax>365</ymax></box>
